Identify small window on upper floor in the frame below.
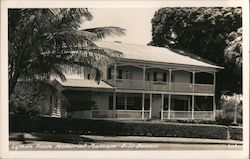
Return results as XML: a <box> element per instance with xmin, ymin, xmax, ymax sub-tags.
<box><xmin>171</xmin><ymin>74</ymin><xmax>175</xmax><ymax>82</ymax></box>
<box><xmin>124</xmin><ymin>70</ymin><xmax>131</xmax><ymax>79</ymax></box>
<box><xmin>107</xmin><ymin>68</ymin><xmax>112</xmax><ymax>79</ymax></box>
<box><xmin>146</xmin><ymin>72</ymin><xmax>150</xmax><ymax>81</ymax></box>
<box><xmin>153</xmin><ymin>72</ymin><xmax>167</xmax><ymax>82</ymax></box>
<box><xmin>117</xmin><ymin>69</ymin><xmax>123</xmax><ymax>79</ymax></box>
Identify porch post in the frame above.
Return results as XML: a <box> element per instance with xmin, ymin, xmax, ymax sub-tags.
<box><xmin>213</xmin><ymin>95</ymin><xmax>216</xmax><ymax>120</ymax></box>
<box><xmin>124</xmin><ymin>96</ymin><xmax>127</xmax><ymax>110</ymax></box>
<box><xmin>169</xmin><ymin>68</ymin><xmax>172</xmax><ymax>90</ymax></box>
<box><xmin>168</xmin><ymin>94</ymin><xmax>171</xmax><ymax>119</ymax></box>
<box><xmin>142</xmin><ymin>66</ymin><xmax>146</xmax><ymax>89</ymax></box>
<box><xmin>213</xmin><ymin>72</ymin><xmax>216</xmax><ymax>93</ymax></box>
<box><xmin>161</xmin><ymin>94</ymin><xmax>164</xmax><ymax>120</ymax></box>
<box><xmin>192</xmin><ymin>95</ymin><xmax>194</xmax><ymax>119</ymax></box>
<box><xmin>188</xmin><ymin>97</ymin><xmax>191</xmax><ymax>118</ymax></box>
<box><xmin>51</xmin><ymin>93</ymin><xmax>55</xmax><ymax>115</ymax></box>
<box><xmin>113</xmin><ymin>91</ymin><xmax>116</xmax><ymax>118</ymax></box>
<box><xmin>149</xmin><ymin>93</ymin><xmax>152</xmax><ymax>119</ymax></box>
<box><xmin>114</xmin><ymin>64</ymin><xmax>117</xmax><ymax>86</ymax></box>
<box><xmin>192</xmin><ymin>70</ymin><xmax>195</xmax><ymax>92</ymax></box>
<box><xmin>213</xmin><ymin>72</ymin><xmax>216</xmax><ymax>120</ymax></box>
<box><xmin>142</xmin><ymin>93</ymin><xmax>145</xmax><ymax>119</ymax></box>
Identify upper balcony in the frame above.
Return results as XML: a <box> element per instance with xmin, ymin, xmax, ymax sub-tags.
<box><xmin>107</xmin><ymin>79</ymin><xmax>214</xmax><ymax>94</ymax></box>
<box><xmin>105</xmin><ymin>64</ymin><xmax>216</xmax><ymax>94</ymax></box>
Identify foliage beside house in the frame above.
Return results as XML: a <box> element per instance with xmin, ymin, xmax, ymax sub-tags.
<box><xmin>9</xmin><ymin>82</ymin><xmax>67</xmax><ymax>117</ymax></box>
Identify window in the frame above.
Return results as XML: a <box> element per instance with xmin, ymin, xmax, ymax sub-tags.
<box><xmin>146</xmin><ymin>72</ymin><xmax>150</xmax><ymax>81</ymax></box>
<box><xmin>171</xmin><ymin>74</ymin><xmax>175</xmax><ymax>82</ymax></box>
<box><xmin>117</xmin><ymin>69</ymin><xmax>123</xmax><ymax>79</ymax></box>
<box><xmin>124</xmin><ymin>70</ymin><xmax>131</xmax><ymax>79</ymax></box>
<box><xmin>116</xmin><ymin>97</ymin><xmax>125</xmax><ymax>109</ymax></box>
<box><xmin>127</xmin><ymin>97</ymin><xmax>135</xmax><ymax>106</ymax></box>
<box><xmin>153</xmin><ymin>72</ymin><xmax>157</xmax><ymax>81</ymax></box>
<box><xmin>109</xmin><ymin>96</ymin><xmax>113</xmax><ymax>110</ymax></box>
<box><xmin>107</xmin><ymin>68</ymin><xmax>112</xmax><ymax>79</ymax></box>
<box><xmin>144</xmin><ymin>98</ymin><xmax>150</xmax><ymax>110</ymax></box>
<box><xmin>126</xmin><ymin>97</ymin><xmax>142</xmax><ymax>110</ymax></box>
<box><xmin>173</xmin><ymin>99</ymin><xmax>188</xmax><ymax>111</ymax></box>
<box><xmin>110</xmin><ymin>96</ymin><xmax>143</xmax><ymax>110</ymax></box>
<box><xmin>153</xmin><ymin>72</ymin><xmax>167</xmax><ymax>82</ymax></box>
<box><xmin>163</xmin><ymin>73</ymin><xmax>167</xmax><ymax>82</ymax></box>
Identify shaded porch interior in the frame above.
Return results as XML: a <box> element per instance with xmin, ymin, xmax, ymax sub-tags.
<box><xmin>63</xmin><ymin>90</ymin><xmax>215</xmax><ymax>120</ymax></box>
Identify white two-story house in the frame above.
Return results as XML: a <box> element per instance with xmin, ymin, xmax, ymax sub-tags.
<box><xmin>51</xmin><ymin>41</ymin><xmax>223</xmax><ymax>120</ymax></box>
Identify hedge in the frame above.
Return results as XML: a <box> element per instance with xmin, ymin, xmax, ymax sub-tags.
<box><xmin>10</xmin><ymin>115</ymin><xmax>242</xmax><ymax>140</ymax></box>
<box><xmin>229</xmin><ymin>126</ymin><xmax>243</xmax><ymax>141</ymax></box>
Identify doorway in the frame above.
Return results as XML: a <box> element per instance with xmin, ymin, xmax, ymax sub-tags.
<box><xmin>151</xmin><ymin>94</ymin><xmax>162</xmax><ymax>119</ymax></box>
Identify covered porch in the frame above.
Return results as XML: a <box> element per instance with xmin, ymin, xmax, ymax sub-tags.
<box><xmin>67</xmin><ymin>91</ymin><xmax>215</xmax><ymax>120</ymax></box>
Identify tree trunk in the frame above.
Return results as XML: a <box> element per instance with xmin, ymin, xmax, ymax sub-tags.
<box><xmin>9</xmin><ymin>72</ymin><xmax>19</xmax><ymax>98</ymax></box>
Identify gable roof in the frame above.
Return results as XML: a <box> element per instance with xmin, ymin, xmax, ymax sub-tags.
<box><xmin>95</xmin><ymin>41</ymin><xmax>223</xmax><ymax>69</ymax></box>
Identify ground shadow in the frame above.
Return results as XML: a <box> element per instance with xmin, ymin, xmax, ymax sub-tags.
<box><xmin>10</xmin><ymin>133</ymin><xmax>96</xmax><ymax>144</ymax></box>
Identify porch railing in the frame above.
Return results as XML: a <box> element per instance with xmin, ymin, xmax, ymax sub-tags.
<box><xmin>193</xmin><ymin>111</ymin><xmax>214</xmax><ymax>119</ymax></box>
<box><xmin>92</xmin><ymin>110</ymin><xmax>113</xmax><ymax>118</ymax></box>
<box><xmin>68</xmin><ymin>110</ymin><xmax>151</xmax><ymax>119</ymax></box>
<box><xmin>68</xmin><ymin>110</ymin><xmax>213</xmax><ymax>120</ymax></box>
<box><xmin>162</xmin><ymin>111</ymin><xmax>213</xmax><ymax>120</ymax></box>
<box><xmin>116</xmin><ymin>110</ymin><xmax>142</xmax><ymax>119</ymax></box>
<box><xmin>107</xmin><ymin>79</ymin><xmax>214</xmax><ymax>93</ymax></box>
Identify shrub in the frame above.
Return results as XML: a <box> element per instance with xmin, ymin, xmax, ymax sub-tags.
<box><xmin>10</xmin><ymin>115</ymin><xmax>237</xmax><ymax>140</ymax></box>
<box><xmin>9</xmin><ymin>82</ymin><xmax>68</xmax><ymax>116</ymax></box>
<box><xmin>229</xmin><ymin>126</ymin><xmax>243</xmax><ymax>141</ymax></box>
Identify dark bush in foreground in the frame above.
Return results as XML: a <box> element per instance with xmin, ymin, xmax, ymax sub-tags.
<box><xmin>10</xmin><ymin>115</ymin><xmax>242</xmax><ymax>140</ymax></box>
<box><xmin>229</xmin><ymin>126</ymin><xmax>243</xmax><ymax>141</ymax></box>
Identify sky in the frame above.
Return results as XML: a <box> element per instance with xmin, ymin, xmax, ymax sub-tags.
<box><xmin>80</xmin><ymin>8</ymin><xmax>159</xmax><ymax>45</ymax></box>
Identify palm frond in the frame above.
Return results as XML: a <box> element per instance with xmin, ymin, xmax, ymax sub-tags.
<box><xmin>82</xmin><ymin>26</ymin><xmax>126</xmax><ymax>40</ymax></box>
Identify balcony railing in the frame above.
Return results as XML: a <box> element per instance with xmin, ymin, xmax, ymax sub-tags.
<box><xmin>107</xmin><ymin>79</ymin><xmax>214</xmax><ymax>93</ymax></box>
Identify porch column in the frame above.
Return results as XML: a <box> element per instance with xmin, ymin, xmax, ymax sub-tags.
<box><xmin>213</xmin><ymin>95</ymin><xmax>216</xmax><ymax>120</ymax></box>
<box><xmin>169</xmin><ymin>68</ymin><xmax>172</xmax><ymax>90</ymax></box>
<box><xmin>213</xmin><ymin>72</ymin><xmax>216</xmax><ymax>93</ymax></box>
<box><xmin>114</xmin><ymin>64</ymin><xmax>117</xmax><ymax>86</ymax></box>
<box><xmin>188</xmin><ymin>98</ymin><xmax>191</xmax><ymax>111</ymax></box>
<box><xmin>113</xmin><ymin>91</ymin><xmax>116</xmax><ymax>118</ymax></box>
<box><xmin>168</xmin><ymin>94</ymin><xmax>171</xmax><ymax>119</ymax></box>
<box><xmin>124</xmin><ymin>97</ymin><xmax>127</xmax><ymax>110</ymax></box>
<box><xmin>51</xmin><ymin>93</ymin><xmax>55</xmax><ymax>114</ymax></box>
<box><xmin>142</xmin><ymin>93</ymin><xmax>145</xmax><ymax>119</ymax></box>
<box><xmin>142</xmin><ymin>66</ymin><xmax>146</xmax><ymax>89</ymax></box>
<box><xmin>213</xmin><ymin>72</ymin><xmax>216</xmax><ymax>120</ymax></box>
<box><xmin>191</xmin><ymin>95</ymin><xmax>194</xmax><ymax>119</ymax></box>
<box><xmin>161</xmin><ymin>94</ymin><xmax>164</xmax><ymax>120</ymax></box>
<box><xmin>192</xmin><ymin>70</ymin><xmax>195</xmax><ymax>92</ymax></box>
<box><xmin>149</xmin><ymin>93</ymin><xmax>152</xmax><ymax>119</ymax></box>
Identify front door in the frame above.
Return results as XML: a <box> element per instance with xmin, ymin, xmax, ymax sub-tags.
<box><xmin>151</xmin><ymin>94</ymin><xmax>161</xmax><ymax>119</ymax></box>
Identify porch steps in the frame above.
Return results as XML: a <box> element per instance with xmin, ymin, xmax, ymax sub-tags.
<box><xmin>51</xmin><ymin>107</ymin><xmax>61</xmax><ymax>118</ymax></box>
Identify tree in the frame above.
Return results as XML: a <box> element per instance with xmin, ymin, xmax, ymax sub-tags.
<box><xmin>8</xmin><ymin>9</ymin><xmax>126</xmax><ymax>97</ymax></box>
<box><xmin>215</xmin><ymin>95</ymin><xmax>242</xmax><ymax>125</ymax></box>
<box><xmin>150</xmin><ymin>7</ymin><xmax>242</xmax><ymax>105</ymax></box>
